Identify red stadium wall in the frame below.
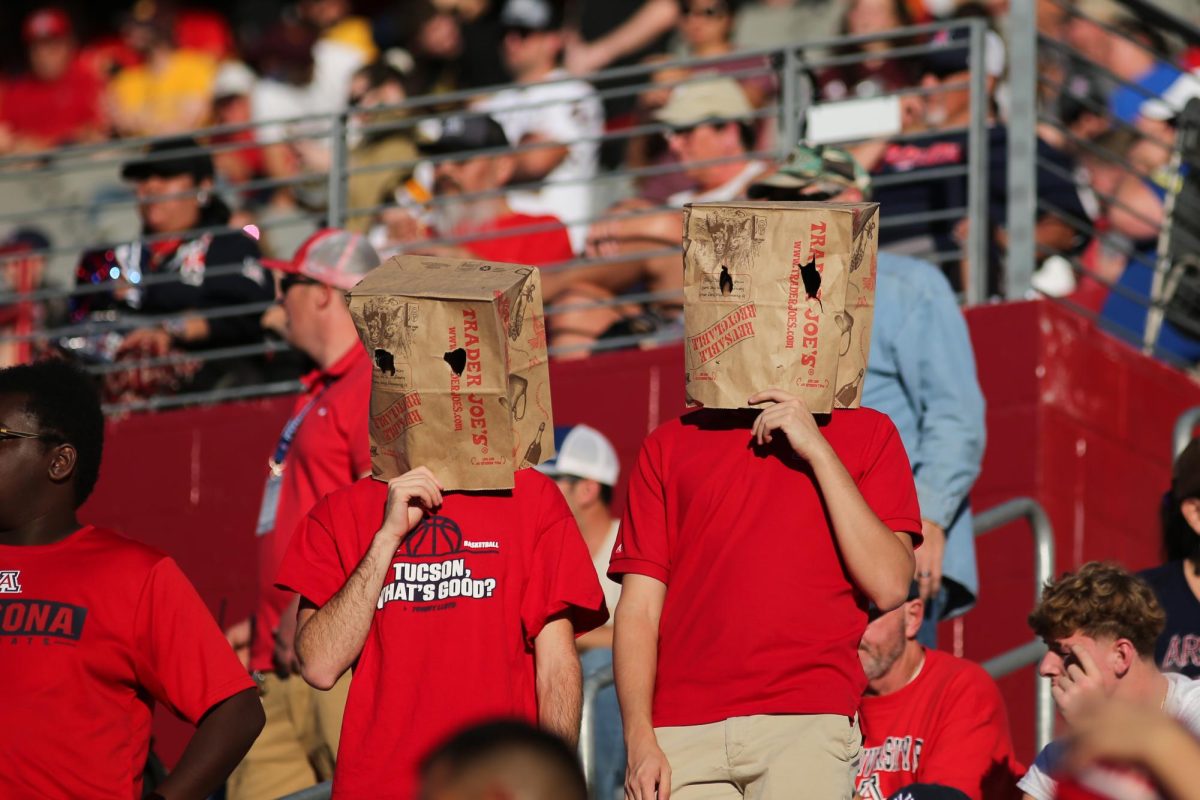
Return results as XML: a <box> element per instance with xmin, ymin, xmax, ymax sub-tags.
<box><xmin>80</xmin><ymin>299</ymin><xmax>1200</xmax><ymax>766</ymax></box>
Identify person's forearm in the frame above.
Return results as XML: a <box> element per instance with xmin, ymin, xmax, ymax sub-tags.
<box><xmin>614</xmin><ymin>604</ymin><xmax>659</xmax><ymax>747</ymax></box>
<box><xmin>809</xmin><ymin>445</ymin><xmax>914</xmax><ymax>609</ymax></box>
<box><xmin>589</xmin><ymin>0</ymin><xmax>680</xmax><ymax>69</ymax></box>
<box><xmin>155</xmin><ymin>688</ymin><xmax>265</xmax><ymax>800</ymax></box>
<box><xmin>577</xmin><ymin>624</ymin><xmax>614</xmax><ymax>650</ymax></box>
<box><xmin>295</xmin><ymin>531</ymin><xmax>396</xmax><ymax>690</ymax></box>
<box><xmin>536</xmin><ymin>655</ymin><xmax>582</xmax><ymax>747</ymax></box>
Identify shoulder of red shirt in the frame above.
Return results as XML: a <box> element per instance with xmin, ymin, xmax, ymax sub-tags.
<box><xmin>303</xmin><ymin>341</ymin><xmax>370</xmax><ymax>388</ymax></box>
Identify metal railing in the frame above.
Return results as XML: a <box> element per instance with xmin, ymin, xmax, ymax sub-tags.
<box><xmin>1174</xmin><ymin>405</ymin><xmax>1200</xmax><ymax>457</ymax></box>
<box><xmin>1028</xmin><ymin>0</ymin><xmax>1200</xmax><ymax>365</ymax></box>
<box><xmin>973</xmin><ymin>497</ymin><xmax>1056</xmax><ymax>752</ymax></box>
<box><xmin>0</xmin><ymin>19</ymin><xmax>998</xmax><ymax>407</ymax></box>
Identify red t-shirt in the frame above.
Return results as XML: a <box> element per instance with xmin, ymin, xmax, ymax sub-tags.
<box><xmin>275</xmin><ymin>470</ymin><xmax>608</xmax><ymax>799</ymax></box>
<box><xmin>0</xmin><ymin>62</ymin><xmax>105</xmax><ymax>146</ymax></box>
<box><xmin>609</xmin><ymin>408</ymin><xmax>921</xmax><ymax>727</ymax></box>
<box><xmin>855</xmin><ymin>648</ymin><xmax>1025</xmax><ymax>800</ymax></box>
<box><xmin>0</xmin><ymin>525</ymin><xmax>253</xmax><ymax>799</ymax></box>
<box><xmin>462</xmin><ymin>213</ymin><xmax>575</xmax><ymax>266</ymax></box>
<box><xmin>251</xmin><ymin>344</ymin><xmax>372</xmax><ymax>672</ymax></box>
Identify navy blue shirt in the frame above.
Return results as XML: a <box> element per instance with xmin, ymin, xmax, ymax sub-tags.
<box><xmin>1140</xmin><ymin>561</ymin><xmax>1200</xmax><ymax>679</ymax></box>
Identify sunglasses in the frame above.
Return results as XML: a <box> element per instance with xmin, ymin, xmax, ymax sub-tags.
<box><xmin>503</xmin><ymin>26</ymin><xmax>541</xmax><ymax>40</ymax></box>
<box><xmin>0</xmin><ymin>426</ymin><xmax>56</xmax><ymax>442</ymax></box>
<box><xmin>279</xmin><ymin>274</ymin><xmax>320</xmax><ymax>294</ymax></box>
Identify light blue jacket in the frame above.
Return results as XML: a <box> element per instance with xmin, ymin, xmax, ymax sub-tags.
<box><xmin>862</xmin><ymin>252</ymin><xmax>986</xmax><ymax>618</ymax></box>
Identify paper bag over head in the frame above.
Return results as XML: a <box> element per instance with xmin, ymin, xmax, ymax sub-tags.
<box><xmin>347</xmin><ymin>254</ymin><xmax>554</xmax><ymax>491</ymax></box>
<box><xmin>682</xmin><ymin>200</ymin><xmax>880</xmax><ymax>412</ymax></box>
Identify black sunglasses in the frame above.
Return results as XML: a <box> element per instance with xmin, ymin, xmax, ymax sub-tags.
<box><xmin>279</xmin><ymin>274</ymin><xmax>320</xmax><ymax>293</ymax></box>
<box><xmin>686</xmin><ymin>3</ymin><xmax>729</xmax><ymax>17</ymax></box>
<box><xmin>503</xmin><ymin>26</ymin><xmax>541</xmax><ymax>40</ymax></box>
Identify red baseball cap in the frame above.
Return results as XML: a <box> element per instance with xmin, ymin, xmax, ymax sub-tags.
<box><xmin>261</xmin><ymin>229</ymin><xmax>382</xmax><ymax>291</ymax></box>
<box><xmin>24</xmin><ymin>9</ymin><xmax>73</xmax><ymax>42</ymax></box>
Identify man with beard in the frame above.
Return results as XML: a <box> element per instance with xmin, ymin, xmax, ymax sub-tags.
<box><xmin>396</xmin><ymin>113</ymin><xmax>574</xmax><ymax>267</ymax></box>
<box><xmin>855</xmin><ymin>583</ymin><xmax>1023</xmax><ymax>800</ymax></box>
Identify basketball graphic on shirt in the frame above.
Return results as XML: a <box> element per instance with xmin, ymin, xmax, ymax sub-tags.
<box><xmin>403</xmin><ymin>515</ymin><xmax>463</xmax><ymax>556</ymax></box>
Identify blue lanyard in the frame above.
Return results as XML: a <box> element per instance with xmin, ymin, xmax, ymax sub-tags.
<box><xmin>269</xmin><ymin>383</ymin><xmax>331</xmax><ymax>473</ymax></box>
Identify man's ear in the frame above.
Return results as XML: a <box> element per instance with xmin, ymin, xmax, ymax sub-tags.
<box><xmin>47</xmin><ymin>442</ymin><xmax>78</xmax><ymax>486</ymax></box>
<box><xmin>578</xmin><ymin>478</ymin><xmax>602</xmax><ymax>507</ymax></box>
<box><xmin>1181</xmin><ymin>497</ymin><xmax>1200</xmax><ymax>535</ymax></box>
<box><xmin>904</xmin><ymin>598</ymin><xmax>924</xmax><ymax>640</ymax></box>
<box><xmin>1112</xmin><ymin>638</ymin><xmax>1138</xmax><ymax>677</ymax></box>
<box><xmin>492</xmin><ymin>154</ymin><xmax>516</xmax><ymax>188</ymax></box>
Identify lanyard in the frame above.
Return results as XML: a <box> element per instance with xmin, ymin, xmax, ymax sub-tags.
<box><xmin>268</xmin><ymin>382</ymin><xmax>332</xmax><ymax>476</ymax></box>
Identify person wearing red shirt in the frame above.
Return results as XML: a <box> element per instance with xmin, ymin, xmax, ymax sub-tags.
<box><xmin>224</xmin><ymin>229</ymin><xmax>380</xmax><ymax>800</ymax></box>
<box><xmin>855</xmin><ymin>585</ymin><xmax>1024</xmax><ymax>800</ymax></box>
<box><xmin>382</xmin><ymin>113</ymin><xmax>575</xmax><ymax>268</ymax></box>
<box><xmin>0</xmin><ymin>8</ymin><xmax>106</xmax><ymax>154</ymax></box>
<box><xmin>612</xmin><ymin>392</ymin><xmax>922</xmax><ymax>800</ymax></box>
<box><xmin>0</xmin><ymin>359</ymin><xmax>264</xmax><ymax>799</ymax></box>
<box><xmin>274</xmin><ymin>311</ymin><xmax>608</xmax><ymax>798</ymax></box>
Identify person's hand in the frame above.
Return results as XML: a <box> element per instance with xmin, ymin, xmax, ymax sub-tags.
<box><xmin>381</xmin><ymin>206</ymin><xmax>428</xmax><ymax>245</ymax></box>
<box><xmin>747</xmin><ymin>389</ymin><xmax>831</xmax><ymax>463</ymax></box>
<box><xmin>118</xmin><ymin>327</ymin><xmax>173</xmax><ymax>359</ymax></box>
<box><xmin>1063</xmin><ymin>696</ymin><xmax>1182</xmax><ymax>772</ymax></box>
<box><xmin>915</xmin><ymin>518</ymin><xmax>945</xmax><ymax>601</ymax></box>
<box><xmin>224</xmin><ymin>617</ymin><xmax>252</xmax><ymax>670</ymax></box>
<box><xmin>625</xmin><ymin>731</ymin><xmax>671</xmax><ymax>800</ymax></box>
<box><xmin>1052</xmin><ymin>644</ymin><xmax>1107</xmax><ymax>724</ymax></box>
<box><xmin>379</xmin><ymin>467</ymin><xmax>444</xmax><ymax>543</ymax></box>
<box><xmin>585</xmin><ymin>216</ymin><xmax>622</xmax><ymax>259</ymax></box>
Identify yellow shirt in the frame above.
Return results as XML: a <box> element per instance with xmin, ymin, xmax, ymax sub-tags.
<box><xmin>324</xmin><ymin>17</ymin><xmax>378</xmax><ymax>63</ymax></box>
<box><xmin>109</xmin><ymin>50</ymin><xmax>217</xmax><ymax>135</ymax></box>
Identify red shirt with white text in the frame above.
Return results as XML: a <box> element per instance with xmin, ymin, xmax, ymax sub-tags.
<box><xmin>276</xmin><ymin>470</ymin><xmax>608</xmax><ymax>799</ymax></box>
<box><xmin>856</xmin><ymin>648</ymin><xmax>1025</xmax><ymax>800</ymax></box>
<box><xmin>0</xmin><ymin>526</ymin><xmax>253</xmax><ymax>799</ymax></box>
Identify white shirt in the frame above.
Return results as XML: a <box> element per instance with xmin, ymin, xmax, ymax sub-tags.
<box><xmin>474</xmin><ymin>69</ymin><xmax>604</xmax><ymax>253</ymax></box>
<box><xmin>667</xmin><ymin>161</ymin><xmax>770</xmax><ymax>207</ymax></box>
<box><xmin>1017</xmin><ymin>672</ymin><xmax>1200</xmax><ymax>800</ymax></box>
<box><xmin>592</xmin><ymin>519</ymin><xmax>622</xmax><ymax>626</ymax></box>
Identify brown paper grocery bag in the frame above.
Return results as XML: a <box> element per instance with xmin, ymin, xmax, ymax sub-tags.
<box><xmin>682</xmin><ymin>200</ymin><xmax>880</xmax><ymax>412</ymax></box>
<box><xmin>346</xmin><ymin>255</ymin><xmax>554</xmax><ymax>490</ymax></box>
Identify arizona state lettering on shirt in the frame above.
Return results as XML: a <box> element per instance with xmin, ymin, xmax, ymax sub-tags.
<box><xmin>0</xmin><ymin>599</ymin><xmax>88</xmax><ymax>641</ymax></box>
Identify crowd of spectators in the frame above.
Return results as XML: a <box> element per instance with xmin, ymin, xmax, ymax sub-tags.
<box><xmin>0</xmin><ymin>0</ymin><xmax>1198</xmax><ymax>389</ymax></box>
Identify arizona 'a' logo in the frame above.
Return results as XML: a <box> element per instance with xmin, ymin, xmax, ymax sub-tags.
<box><xmin>0</xmin><ymin>571</ymin><xmax>21</xmax><ymax>594</ymax></box>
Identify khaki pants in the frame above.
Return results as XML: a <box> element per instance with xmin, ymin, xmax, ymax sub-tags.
<box><xmin>655</xmin><ymin>714</ymin><xmax>861</xmax><ymax>800</ymax></box>
<box><xmin>227</xmin><ymin>671</ymin><xmax>351</xmax><ymax>800</ymax></box>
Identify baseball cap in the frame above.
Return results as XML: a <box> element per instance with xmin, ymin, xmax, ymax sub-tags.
<box><xmin>921</xmin><ymin>26</ymin><xmax>1006</xmax><ymax>80</ymax></box>
<box><xmin>417</xmin><ymin>114</ymin><xmax>510</xmax><ymax>156</ymax></box>
<box><xmin>213</xmin><ymin>61</ymin><xmax>257</xmax><ymax>100</ymax></box>
<box><xmin>888</xmin><ymin>784</ymin><xmax>972</xmax><ymax>800</ymax></box>
<box><xmin>500</xmin><ymin>0</ymin><xmax>564</xmax><ymax>31</ymax></box>
<box><xmin>536</xmin><ymin>425</ymin><xmax>620</xmax><ymax>487</ymax></box>
<box><xmin>1139</xmin><ymin>72</ymin><xmax>1200</xmax><ymax>122</ymax></box>
<box><xmin>749</xmin><ymin>143</ymin><xmax>872</xmax><ymax>200</ymax></box>
<box><xmin>1173</xmin><ymin>437</ymin><xmax>1200</xmax><ymax>501</ymax></box>
<box><xmin>261</xmin><ymin>229</ymin><xmax>381</xmax><ymax>291</ymax></box>
<box><xmin>654</xmin><ymin>77</ymin><xmax>753</xmax><ymax>129</ymax></box>
<box><xmin>23</xmin><ymin>8</ymin><xmax>72</xmax><ymax>42</ymax></box>
<box><xmin>120</xmin><ymin>136</ymin><xmax>215</xmax><ymax>183</ymax></box>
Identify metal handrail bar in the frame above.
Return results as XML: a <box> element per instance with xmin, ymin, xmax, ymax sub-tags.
<box><xmin>1037</xmin><ymin>36</ymin><xmax>1192</xmax><ymax>107</ymax></box>
<box><xmin>102</xmin><ymin>378</ymin><xmax>304</xmax><ymax>416</ymax></box>
<box><xmin>84</xmin><ymin>339</ymin><xmax>291</xmax><ymax>376</ymax></box>
<box><xmin>1031</xmin><ymin>152</ymin><xmax>1165</xmax><ymax>232</ymax></box>
<box><xmin>972</xmin><ymin>496</ymin><xmax>1056</xmax><ymax>752</ymax></box>
<box><xmin>1103</xmin><ymin>0</ymin><xmax>1200</xmax><ymax>43</ymax></box>
<box><xmin>579</xmin><ymin>663</ymin><xmax>615</xmax><ymax>789</ymax></box>
<box><xmin>1046</xmin><ymin>0</ymin><xmax>1200</xmax><ymax>52</ymax></box>
<box><xmin>2</xmin><ymin>299</ymin><xmax>276</xmax><ymax>344</ymax></box>
<box><xmin>0</xmin><ymin>18</ymin><xmax>983</xmax><ymax>173</ymax></box>
<box><xmin>1174</xmin><ymin>407</ymin><xmax>1200</xmax><ymax>456</ymax></box>
<box><xmin>276</xmin><ymin>781</ymin><xmax>333</xmax><ymax>800</ymax></box>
